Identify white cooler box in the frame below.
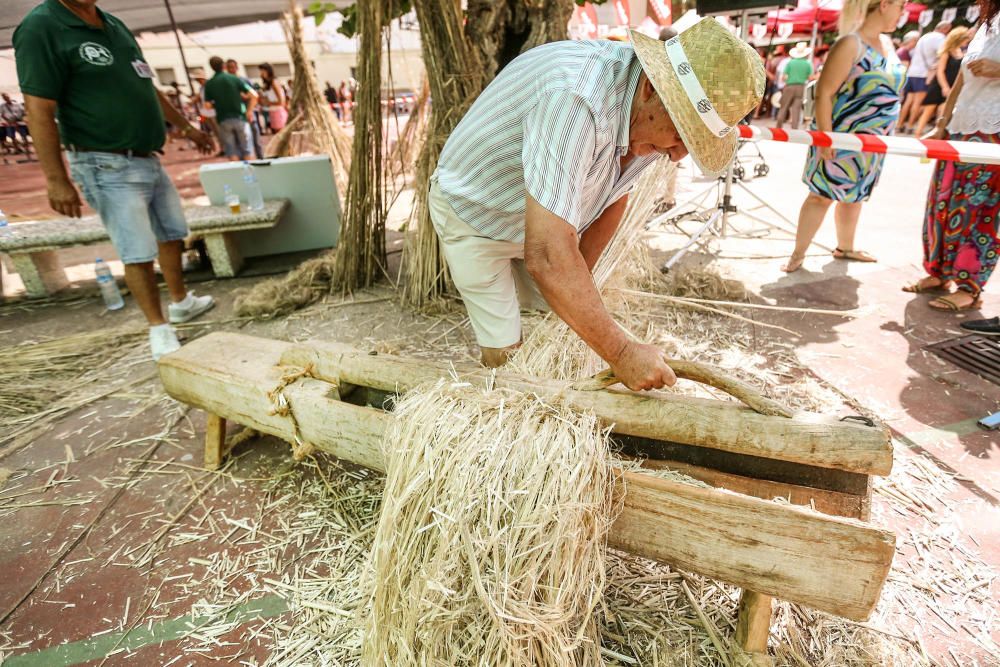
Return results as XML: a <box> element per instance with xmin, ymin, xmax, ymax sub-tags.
<box><xmin>199</xmin><ymin>155</ymin><xmax>341</xmax><ymax>258</ymax></box>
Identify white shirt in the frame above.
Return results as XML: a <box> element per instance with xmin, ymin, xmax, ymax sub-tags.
<box><xmin>908</xmin><ymin>30</ymin><xmax>945</xmax><ymax>78</ymax></box>
<box><xmin>434</xmin><ymin>40</ymin><xmax>658</xmax><ymax>243</ymax></box>
<box><xmin>949</xmin><ymin>18</ymin><xmax>1000</xmax><ymax>135</ymax></box>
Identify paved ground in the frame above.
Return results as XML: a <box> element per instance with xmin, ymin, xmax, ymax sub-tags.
<box><xmin>0</xmin><ymin>128</ymin><xmax>997</xmax><ymax>665</ymax></box>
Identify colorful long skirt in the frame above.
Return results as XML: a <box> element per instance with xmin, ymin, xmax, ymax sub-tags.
<box><xmin>923</xmin><ymin>132</ymin><xmax>1000</xmax><ymax>296</ymax></box>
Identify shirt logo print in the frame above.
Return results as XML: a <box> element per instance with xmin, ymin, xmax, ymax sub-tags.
<box><xmin>79</xmin><ymin>42</ymin><xmax>114</xmax><ymax>66</ymax></box>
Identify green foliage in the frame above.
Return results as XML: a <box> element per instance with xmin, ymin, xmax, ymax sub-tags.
<box><xmin>308</xmin><ymin>1</ymin><xmax>412</xmax><ymax>37</ymax></box>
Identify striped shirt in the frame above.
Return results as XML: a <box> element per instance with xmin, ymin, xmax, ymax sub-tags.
<box><xmin>435</xmin><ymin>40</ymin><xmax>659</xmax><ymax>243</ymax></box>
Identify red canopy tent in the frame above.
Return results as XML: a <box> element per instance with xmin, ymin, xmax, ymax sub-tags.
<box><xmin>766</xmin><ymin>0</ymin><xmax>927</xmax><ymax>35</ymax></box>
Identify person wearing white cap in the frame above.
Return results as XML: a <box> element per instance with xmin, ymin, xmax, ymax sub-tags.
<box><xmin>429</xmin><ymin>19</ymin><xmax>764</xmax><ymax>391</ymax></box>
<box><xmin>775</xmin><ymin>41</ymin><xmax>814</xmax><ymax>129</ymax></box>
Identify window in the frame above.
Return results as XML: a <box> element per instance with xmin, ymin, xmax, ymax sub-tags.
<box><xmin>156</xmin><ymin>67</ymin><xmax>177</xmax><ymax>85</ymax></box>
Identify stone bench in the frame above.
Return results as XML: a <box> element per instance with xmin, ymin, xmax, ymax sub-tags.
<box><xmin>0</xmin><ymin>199</ymin><xmax>290</xmax><ymax>298</ymax></box>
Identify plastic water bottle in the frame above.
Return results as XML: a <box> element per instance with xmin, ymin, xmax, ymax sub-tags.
<box><xmin>94</xmin><ymin>258</ymin><xmax>124</xmax><ymax>310</ymax></box>
<box><xmin>0</xmin><ymin>209</ymin><xmax>13</xmax><ymax>239</ymax></box>
<box><xmin>224</xmin><ymin>184</ymin><xmax>241</xmax><ymax>214</ymax></box>
<box><xmin>242</xmin><ymin>162</ymin><xmax>264</xmax><ymax>211</ymax></box>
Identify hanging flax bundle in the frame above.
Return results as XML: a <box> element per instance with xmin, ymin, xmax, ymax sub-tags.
<box><xmin>235</xmin><ymin>3</ymin><xmax>390</xmax><ymax>317</ymax></box>
<box><xmin>400</xmin><ymin>0</ymin><xmax>486</xmax><ymax>308</ymax></box>
<box><xmin>363</xmin><ymin>382</ymin><xmax>619</xmax><ymax>666</ymax></box>
<box><xmin>331</xmin><ymin>0</ymin><xmax>388</xmax><ymax>291</ymax></box>
<box><xmin>268</xmin><ymin>3</ymin><xmax>352</xmax><ymax>194</ymax></box>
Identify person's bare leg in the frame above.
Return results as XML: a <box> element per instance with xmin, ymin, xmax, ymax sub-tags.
<box><xmin>898</xmin><ymin>93</ymin><xmax>914</xmax><ymax>132</ymax></box>
<box><xmin>914</xmin><ymin>105</ymin><xmax>937</xmax><ymax>138</ymax></box>
<box><xmin>123</xmin><ymin>261</ymin><xmax>167</xmax><ymax>326</ymax></box>
<box><xmin>905</xmin><ymin>92</ymin><xmax>926</xmax><ymax>129</ymax></box>
<box><xmin>480</xmin><ymin>345</ymin><xmax>520</xmax><ymax>369</ymax></box>
<box><xmin>834</xmin><ymin>201</ymin><xmax>863</xmax><ymax>252</ymax></box>
<box><xmin>783</xmin><ymin>192</ymin><xmax>833</xmax><ymax>272</ymax></box>
<box><xmin>157</xmin><ymin>240</ymin><xmax>188</xmax><ymax>303</ymax></box>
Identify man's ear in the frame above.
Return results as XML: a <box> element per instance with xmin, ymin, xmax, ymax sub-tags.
<box><xmin>641</xmin><ymin>77</ymin><xmax>658</xmax><ymax>102</ymax></box>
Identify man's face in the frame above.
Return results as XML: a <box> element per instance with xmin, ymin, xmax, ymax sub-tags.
<box><xmin>61</xmin><ymin>0</ymin><xmax>99</xmax><ymax>8</ymax></box>
<box><xmin>225</xmin><ymin>61</ymin><xmax>239</xmax><ymax>75</ymax></box>
<box><xmin>628</xmin><ymin>78</ymin><xmax>689</xmax><ymax>162</ymax></box>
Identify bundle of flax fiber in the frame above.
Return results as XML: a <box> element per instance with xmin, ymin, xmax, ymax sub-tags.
<box><xmin>363</xmin><ymin>382</ymin><xmax>620</xmax><ymax>665</ymax></box>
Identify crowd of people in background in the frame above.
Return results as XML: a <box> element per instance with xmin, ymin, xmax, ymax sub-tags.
<box><xmin>773</xmin><ymin>0</ymin><xmax>999</xmax><ymax>327</ymax></box>
<box><xmin>157</xmin><ymin>58</ymin><xmax>359</xmax><ymax>161</ymax></box>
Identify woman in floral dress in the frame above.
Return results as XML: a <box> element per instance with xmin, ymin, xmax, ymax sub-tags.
<box><xmin>903</xmin><ymin>1</ymin><xmax>1000</xmax><ymax>311</ymax></box>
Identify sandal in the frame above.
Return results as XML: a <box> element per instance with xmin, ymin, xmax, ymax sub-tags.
<box><xmin>782</xmin><ymin>253</ymin><xmax>806</xmax><ymax>273</ymax></box>
<box><xmin>902</xmin><ymin>277</ymin><xmax>951</xmax><ymax>294</ymax></box>
<box><xmin>928</xmin><ymin>294</ymin><xmax>983</xmax><ymax>311</ymax></box>
<box><xmin>833</xmin><ymin>248</ymin><xmax>877</xmax><ymax>263</ymax></box>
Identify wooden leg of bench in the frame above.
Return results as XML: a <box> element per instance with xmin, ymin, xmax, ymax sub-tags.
<box><xmin>736</xmin><ymin>589</ymin><xmax>773</xmax><ymax>666</ymax></box>
<box><xmin>10</xmin><ymin>252</ymin><xmax>68</xmax><ymax>298</ymax></box>
<box><xmin>204</xmin><ymin>413</ymin><xmax>227</xmax><ymax>471</ymax></box>
<box><xmin>203</xmin><ymin>232</ymin><xmax>244</xmax><ymax>278</ymax></box>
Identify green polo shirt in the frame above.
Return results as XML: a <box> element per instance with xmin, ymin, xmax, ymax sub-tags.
<box><xmin>203</xmin><ymin>72</ymin><xmax>252</xmax><ymax>123</ymax></box>
<box><xmin>784</xmin><ymin>57</ymin><xmax>813</xmax><ymax>86</ymax></box>
<box><xmin>13</xmin><ymin>0</ymin><xmax>165</xmax><ymax>153</ymax></box>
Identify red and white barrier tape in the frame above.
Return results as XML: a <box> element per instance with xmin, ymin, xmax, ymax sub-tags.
<box><xmin>737</xmin><ymin>125</ymin><xmax>1000</xmax><ymax>166</ymax></box>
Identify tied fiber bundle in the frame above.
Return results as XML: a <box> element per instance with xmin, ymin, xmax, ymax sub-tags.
<box><xmin>270</xmin><ymin>3</ymin><xmax>352</xmax><ymax>193</ymax></box>
<box><xmin>363</xmin><ymin>383</ymin><xmax>620</xmax><ymax>666</ymax></box>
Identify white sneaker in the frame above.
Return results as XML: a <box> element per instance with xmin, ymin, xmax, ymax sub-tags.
<box><xmin>168</xmin><ymin>291</ymin><xmax>215</xmax><ymax>324</ymax></box>
<box><xmin>150</xmin><ymin>324</ymin><xmax>181</xmax><ymax>361</ymax></box>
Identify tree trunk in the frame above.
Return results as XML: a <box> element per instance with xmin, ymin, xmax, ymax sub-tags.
<box><xmin>402</xmin><ymin>0</ymin><xmax>575</xmax><ymax>308</ymax></box>
<box><xmin>467</xmin><ymin>0</ymin><xmax>576</xmax><ymax>83</ymax></box>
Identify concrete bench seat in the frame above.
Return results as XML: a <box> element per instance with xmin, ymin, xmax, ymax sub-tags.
<box><xmin>0</xmin><ymin>199</ymin><xmax>290</xmax><ymax>298</ymax></box>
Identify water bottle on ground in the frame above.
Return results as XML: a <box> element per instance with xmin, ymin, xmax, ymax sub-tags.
<box><xmin>94</xmin><ymin>258</ymin><xmax>124</xmax><ymax>311</ymax></box>
<box><xmin>224</xmin><ymin>184</ymin><xmax>241</xmax><ymax>214</ymax></box>
<box><xmin>242</xmin><ymin>162</ymin><xmax>264</xmax><ymax>211</ymax></box>
<box><xmin>0</xmin><ymin>209</ymin><xmax>14</xmax><ymax>239</ymax></box>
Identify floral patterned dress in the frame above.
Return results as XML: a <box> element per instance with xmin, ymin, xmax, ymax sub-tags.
<box><xmin>922</xmin><ymin>21</ymin><xmax>1000</xmax><ymax>297</ymax></box>
<box><xmin>802</xmin><ymin>37</ymin><xmax>906</xmax><ymax>202</ymax></box>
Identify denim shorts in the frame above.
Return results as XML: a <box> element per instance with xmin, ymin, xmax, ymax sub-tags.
<box><xmin>218</xmin><ymin>118</ymin><xmax>253</xmax><ymax>159</ymax></box>
<box><xmin>905</xmin><ymin>76</ymin><xmax>929</xmax><ymax>94</ymax></box>
<box><xmin>67</xmin><ymin>151</ymin><xmax>188</xmax><ymax>264</ymax></box>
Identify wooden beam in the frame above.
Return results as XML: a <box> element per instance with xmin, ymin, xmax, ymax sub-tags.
<box><xmin>637</xmin><ymin>458</ymin><xmax>868</xmax><ymax>520</ymax></box>
<box><xmin>158</xmin><ymin>332</ymin><xmax>895</xmax><ymax>620</ymax></box>
<box><xmin>204</xmin><ymin>413</ymin><xmax>227</xmax><ymax>471</ymax></box>
<box><xmin>281</xmin><ymin>339</ymin><xmax>892</xmax><ymax>476</ymax></box>
<box><xmin>735</xmin><ymin>590</ymin><xmax>773</xmax><ymax>655</ymax></box>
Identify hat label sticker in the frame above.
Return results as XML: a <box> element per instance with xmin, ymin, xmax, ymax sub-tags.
<box><xmin>662</xmin><ymin>37</ymin><xmax>734</xmax><ymax>138</ymax></box>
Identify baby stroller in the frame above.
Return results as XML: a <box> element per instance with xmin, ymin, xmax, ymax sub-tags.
<box><xmin>732</xmin><ymin>117</ymin><xmax>769</xmax><ymax>181</ymax></box>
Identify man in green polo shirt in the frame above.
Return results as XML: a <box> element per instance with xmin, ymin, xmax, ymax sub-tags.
<box><xmin>775</xmin><ymin>42</ymin><xmax>814</xmax><ymax>130</ymax></box>
<box><xmin>203</xmin><ymin>56</ymin><xmax>258</xmax><ymax>162</ymax></box>
<box><xmin>14</xmin><ymin>0</ymin><xmax>217</xmax><ymax>361</ymax></box>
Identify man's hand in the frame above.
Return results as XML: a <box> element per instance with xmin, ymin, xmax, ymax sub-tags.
<box><xmin>186</xmin><ymin>127</ymin><xmax>214</xmax><ymax>155</ymax></box>
<box><xmin>609</xmin><ymin>340</ymin><xmax>677</xmax><ymax>391</ymax></box>
<box><xmin>48</xmin><ymin>177</ymin><xmax>82</xmax><ymax>218</ymax></box>
<box><xmin>246</xmin><ymin>110</ymin><xmax>254</xmax><ymax>123</ymax></box>
<box><xmin>967</xmin><ymin>58</ymin><xmax>1000</xmax><ymax>79</ymax></box>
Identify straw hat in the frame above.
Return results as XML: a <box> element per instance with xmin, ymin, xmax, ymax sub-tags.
<box><xmin>629</xmin><ymin>18</ymin><xmax>765</xmax><ymax>175</ymax></box>
<box><xmin>789</xmin><ymin>41</ymin><xmax>813</xmax><ymax>59</ymax></box>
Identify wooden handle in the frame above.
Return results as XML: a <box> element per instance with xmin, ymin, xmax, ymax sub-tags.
<box><xmin>571</xmin><ymin>359</ymin><xmax>794</xmax><ymax>418</ymax></box>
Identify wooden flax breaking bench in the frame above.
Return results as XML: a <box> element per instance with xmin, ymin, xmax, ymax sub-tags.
<box><xmin>159</xmin><ymin>332</ymin><xmax>896</xmax><ymax>666</ymax></box>
<box><xmin>0</xmin><ymin>199</ymin><xmax>289</xmax><ymax>298</ymax></box>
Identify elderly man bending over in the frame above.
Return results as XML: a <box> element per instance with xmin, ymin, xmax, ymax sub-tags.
<box><xmin>430</xmin><ymin>18</ymin><xmax>764</xmax><ymax>390</ymax></box>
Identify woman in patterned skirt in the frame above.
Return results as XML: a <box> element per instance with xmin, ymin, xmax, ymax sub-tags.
<box><xmin>782</xmin><ymin>0</ymin><xmax>906</xmax><ymax>273</ymax></box>
<box><xmin>903</xmin><ymin>1</ymin><xmax>1000</xmax><ymax>311</ymax></box>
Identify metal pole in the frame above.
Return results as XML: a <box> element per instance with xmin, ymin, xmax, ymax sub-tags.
<box><xmin>163</xmin><ymin>0</ymin><xmax>201</xmax><ymax>115</ymax></box>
